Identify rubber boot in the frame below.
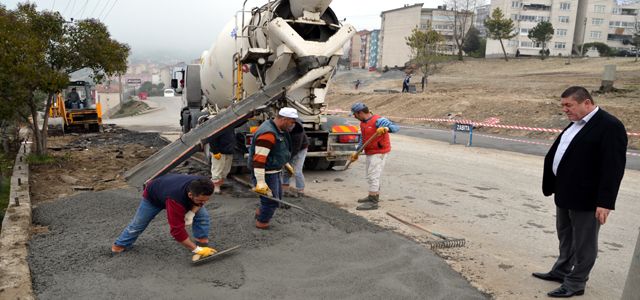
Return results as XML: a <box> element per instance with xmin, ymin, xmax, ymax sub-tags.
<box><xmin>213</xmin><ymin>184</ymin><xmax>222</xmax><ymax>195</ymax></box>
<box><xmin>195</xmin><ymin>238</ymin><xmax>209</xmax><ymax>247</ymax></box>
<box><xmin>356</xmin><ymin>195</ymin><xmax>379</xmax><ymax>210</ymax></box>
<box><xmin>255</xmin><ymin>220</ymin><xmax>270</xmax><ymax>230</ymax></box>
<box><xmin>357</xmin><ymin>195</ymin><xmax>372</xmax><ymax>203</ymax></box>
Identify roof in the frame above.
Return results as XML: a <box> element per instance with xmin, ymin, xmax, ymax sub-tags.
<box><xmin>381</xmin><ymin>3</ymin><xmax>424</xmax><ymax>15</ymax></box>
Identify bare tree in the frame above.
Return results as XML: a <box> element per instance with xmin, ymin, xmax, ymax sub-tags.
<box><xmin>445</xmin><ymin>0</ymin><xmax>484</xmax><ymax>61</ymax></box>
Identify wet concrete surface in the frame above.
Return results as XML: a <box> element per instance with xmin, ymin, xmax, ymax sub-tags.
<box><xmin>28</xmin><ymin>184</ymin><xmax>487</xmax><ymax>299</ymax></box>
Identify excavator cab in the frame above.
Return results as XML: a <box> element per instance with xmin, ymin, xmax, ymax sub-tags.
<box><xmin>64</xmin><ymin>82</ymin><xmax>94</xmax><ymax>110</ymax></box>
<box><xmin>49</xmin><ymin>81</ymin><xmax>102</xmax><ymax>133</ymax></box>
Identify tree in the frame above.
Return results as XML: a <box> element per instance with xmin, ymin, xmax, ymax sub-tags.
<box><xmin>484</xmin><ymin>7</ymin><xmax>517</xmax><ymax>61</ymax></box>
<box><xmin>462</xmin><ymin>26</ymin><xmax>481</xmax><ymax>54</ymax></box>
<box><xmin>0</xmin><ymin>3</ymin><xmax>129</xmax><ymax>155</ymax></box>
<box><xmin>405</xmin><ymin>26</ymin><xmax>446</xmax><ymax>76</ymax></box>
<box><xmin>528</xmin><ymin>21</ymin><xmax>554</xmax><ymax>60</ymax></box>
<box><xmin>445</xmin><ymin>0</ymin><xmax>483</xmax><ymax>61</ymax></box>
<box><xmin>580</xmin><ymin>42</ymin><xmax>612</xmax><ymax>56</ymax></box>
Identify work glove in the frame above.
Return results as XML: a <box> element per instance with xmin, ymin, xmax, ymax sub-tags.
<box><xmin>376</xmin><ymin>127</ymin><xmax>389</xmax><ymax>135</ymax></box>
<box><xmin>350</xmin><ymin>153</ymin><xmax>359</xmax><ymax>162</ymax></box>
<box><xmin>213</xmin><ymin>153</ymin><xmax>222</xmax><ymax>160</ymax></box>
<box><xmin>253</xmin><ymin>182</ymin><xmax>271</xmax><ymax>195</ymax></box>
<box><xmin>184</xmin><ymin>210</ymin><xmax>196</xmax><ymax>226</ymax></box>
<box><xmin>284</xmin><ymin>163</ymin><xmax>294</xmax><ymax>175</ymax></box>
<box><xmin>192</xmin><ymin>246</ymin><xmax>217</xmax><ymax>257</ymax></box>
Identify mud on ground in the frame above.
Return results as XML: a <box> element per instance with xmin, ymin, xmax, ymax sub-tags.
<box><xmin>29</xmin><ymin>125</ymin><xmax>168</xmax><ymax>203</ymax></box>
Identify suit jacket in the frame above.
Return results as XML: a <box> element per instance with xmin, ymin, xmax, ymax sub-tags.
<box><xmin>542</xmin><ymin>109</ymin><xmax>627</xmax><ymax>211</ymax></box>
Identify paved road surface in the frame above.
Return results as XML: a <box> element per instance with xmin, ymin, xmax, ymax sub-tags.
<box><xmin>110</xmin><ymin>100</ymin><xmax>640</xmax><ymax>298</ymax></box>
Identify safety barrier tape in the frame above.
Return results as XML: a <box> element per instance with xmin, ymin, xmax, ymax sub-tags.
<box><xmin>325</xmin><ymin>109</ymin><xmax>640</xmax><ymax>137</ymax></box>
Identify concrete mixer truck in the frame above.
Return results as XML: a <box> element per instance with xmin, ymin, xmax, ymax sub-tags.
<box><xmin>125</xmin><ymin>0</ymin><xmax>359</xmax><ymax>187</ymax></box>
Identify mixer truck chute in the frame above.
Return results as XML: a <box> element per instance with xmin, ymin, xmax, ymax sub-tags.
<box><xmin>125</xmin><ymin>0</ymin><xmax>358</xmax><ymax>187</ymax></box>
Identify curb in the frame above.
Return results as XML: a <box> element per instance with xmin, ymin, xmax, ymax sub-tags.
<box><xmin>0</xmin><ymin>134</ymin><xmax>35</xmax><ymax>300</ymax></box>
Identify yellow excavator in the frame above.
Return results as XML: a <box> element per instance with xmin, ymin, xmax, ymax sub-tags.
<box><xmin>49</xmin><ymin>81</ymin><xmax>103</xmax><ymax>133</ymax></box>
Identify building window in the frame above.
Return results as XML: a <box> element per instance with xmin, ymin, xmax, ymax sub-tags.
<box><xmin>594</xmin><ymin>5</ymin><xmax>605</xmax><ymax>13</ymax></box>
<box><xmin>508</xmin><ymin>40</ymin><xmax>519</xmax><ymax>47</ymax></box>
<box><xmin>521</xmin><ymin>41</ymin><xmax>533</xmax><ymax>48</ymax></box>
<box><xmin>592</xmin><ymin>18</ymin><xmax>604</xmax><ymax>26</ymax></box>
<box><xmin>612</xmin><ymin>8</ymin><xmax>621</xmax><ymax>15</ymax></box>
<box><xmin>556</xmin><ymin>29</ymin><xmax>567</xmax><ymax>36</ymax></box>
<box><xmin>511</xmin><ymin>14</ymin><xmax>518</xmax><ymax>21</ymax></box>
<box><xmin>558</xmin><ymin>16</ymin><xmax>570</xmax><ymax>23</ymax></box>
<box><xmin>560</xmin><ymin>2</ymin><xmax>571</xmax><ymax>11</ymax></box>
<box><xmin>520</xmin><ymin>28</ymin><xmax>529</xmax><ymax>35</ymax></box>
<box><xmin>554</xmin><ymin>42</ymin><xmax>566</xmax><ymax>49</ymax></box>
<box><xmin>512</xmin><ymin>1</ymin><xmax>522</xmax><ymax>8</ymax></box>
<box><xmin>590</xmin><ymin>31</ymin><xmax>602</xmax><ymax>39</ymax></box>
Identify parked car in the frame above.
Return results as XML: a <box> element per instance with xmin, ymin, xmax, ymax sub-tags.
<box><xmin>617</xmin><ymin>49</ymin><xmax>638</xmax><ymax>57</ymax></box>
<box><xmin>163</xmin><ymin>89</ymin><xmax>175</xmax><ymax>97</ymax></box>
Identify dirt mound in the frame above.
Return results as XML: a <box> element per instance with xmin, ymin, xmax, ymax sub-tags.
<box><xmin>327</xmin><ymin>58</ymin><xmax>640</xmax><ymax>149</ymax></box>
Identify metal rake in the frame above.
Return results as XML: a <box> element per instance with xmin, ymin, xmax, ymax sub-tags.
<box><xmin>386</xmin><ymin>212</ymin><xmax>466</xmax><ymax>249</ymax></box>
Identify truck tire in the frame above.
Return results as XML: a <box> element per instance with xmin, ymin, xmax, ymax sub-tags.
<box><xmin>181</xmin><ymin>109</ymin><xmax>191</xmax><ymax>133</ymax></box>
<box><xmin>304</xmin><ymin>157</ymin><xmax>332</xmax><ymax>170</ymax></box>
<box><xmin>185</xmin><ymin>64</ymin><xmax>202</xmax><ymax>108</ymax></box>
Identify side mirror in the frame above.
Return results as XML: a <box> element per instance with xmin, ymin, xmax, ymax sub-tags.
<box><xmin>171</xmin><ymin>79</ymin><xmax>178</xmax><ymax>89</ymax></box>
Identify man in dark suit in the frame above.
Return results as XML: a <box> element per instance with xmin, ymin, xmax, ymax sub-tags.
<box><xmin>533</xmin><ymin>86</ymin><xmax>627</xmax><ymax>298</ymax></box>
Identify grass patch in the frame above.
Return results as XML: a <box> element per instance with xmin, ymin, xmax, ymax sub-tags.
<box><xmin>26</xmin><ymin>153</ymin><xmax>56</xmax><ymax>165</ymax></box>
<box><xmin>111</xmin><ymin>100</ymin><xmax>150</xmax><ymax>118</ymax></box>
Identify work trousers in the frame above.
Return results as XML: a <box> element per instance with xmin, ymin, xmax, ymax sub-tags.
<box><xmin>211</xmin><ymin>153</ymin><xmax>233</xmax><ymax>183</ymax></box>
<box><xmin>282</xmin><ymin>148</ymin><xmax>307</xmax><ymax>191</ymax></box>
<box><xmin>550</xmin><ymin>206</ymin><xmax>601</xmax><ymax>291</ymax></box>
<box><xmin>365</xmin><ymin>153</ymin><xmax>388</xmax><ymax>193</ymax></box>
<box><xmin>252</xmin><ymin>172</ymin><xmax>283</xmax><ymax>223</ymax></box>
<box><xmin>114</xmin><ymin>199</ymin><xmax>210</xmax><ymax>248</ymax></box>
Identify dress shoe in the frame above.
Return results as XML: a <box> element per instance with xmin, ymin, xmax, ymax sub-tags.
<box><xmin>547</xmin><ymin>286</ymin><xmax>585</xmax><ymax>298</ymax></box>
<box><xmin>532</xmin><ymin>272</ymin><xmax>564</xmax><ymax>283</ymax></box>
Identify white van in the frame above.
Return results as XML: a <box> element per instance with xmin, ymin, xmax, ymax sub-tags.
<box><xmin>163</xmin><ymin>89</ymin><xmax>175</xmax><ymax>97</ymax></box>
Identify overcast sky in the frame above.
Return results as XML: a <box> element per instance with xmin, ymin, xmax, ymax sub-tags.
<box><xmin>2</xmin><ymin>0</ymin><xmax>445</xmax><ymax>62</ymax></box>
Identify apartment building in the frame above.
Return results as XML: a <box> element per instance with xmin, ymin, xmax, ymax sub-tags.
<box><xmin>475</xmin><ymin>4</ymin><xmax>492</xmax><ymax>36</ymax></box>
<box><xmin>379</xmin><ymin>4</ymin><xmax>474</xmax><ymax>68</ymax></box>
<box><xmin>486</xmin><ymin>0</ymin><xmax>639</xmax><ymax>57</ymax></box>
<box><xmin>575</xmin><ymin>1</ymin><xmax>639</xmax><ymax>51</ymax></box>
<box><xmin>349</xmin><ymin>30</ymin><xmax>370</xmax><ymax>68</ymax></box>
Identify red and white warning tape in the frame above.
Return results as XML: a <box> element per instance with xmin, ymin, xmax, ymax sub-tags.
<box><xmin>325</xmin><ymin>109</ymin><xmax>640</xmax><ymax>137</ymax></box>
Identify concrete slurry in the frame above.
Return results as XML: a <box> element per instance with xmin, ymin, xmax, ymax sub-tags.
<box><xmin>28</xmin><ymin>185</ymin><xmax>487</xmax><ymax>299</ymax></box>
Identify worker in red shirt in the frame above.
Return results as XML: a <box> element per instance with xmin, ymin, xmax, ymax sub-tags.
<box><xmin>350</xmin><ymin>102</ymin><xmax>399</xmax><ymax>210</ymax></box>
<box><xmin>111</xmin><ymin>174</ymin><xmax>216</xmax><ymax>258</ymax></box>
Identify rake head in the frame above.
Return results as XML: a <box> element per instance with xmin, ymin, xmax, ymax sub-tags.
<box><xmin>427</xmin><ymin>238</ymin><xmax>466</xmax><ymax>249</ymax></box>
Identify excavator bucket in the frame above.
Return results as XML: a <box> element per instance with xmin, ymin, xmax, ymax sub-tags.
<box><xmin>124</xmin><ymin>69</ymin><xmax>302</xmax><ymax>188</ymax></box>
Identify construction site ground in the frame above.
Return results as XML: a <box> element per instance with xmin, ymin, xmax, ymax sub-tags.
<box><xmin>329</xmin><ymin>57</ymin><xmax>640</xmax><ymax>149</ymax></box>
<box><xmin>27</xmin><ymin>128</ymin><xmax>484</xmax><ymax>299</ymax></box>
<box><xmin>25</xmin><ymin>58</ymin><xmax>640</xmax><ymax>299</ymax></box>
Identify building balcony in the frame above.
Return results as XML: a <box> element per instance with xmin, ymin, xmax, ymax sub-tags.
<box><xmin>522</xmin><ymin>4</ymin><xmax>551</xmax><ymax>11</ymax></box>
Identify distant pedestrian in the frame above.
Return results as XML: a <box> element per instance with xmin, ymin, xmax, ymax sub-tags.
<box><xmin>354</xmin><ymin>79</ymin><xmax>361</xmax><ymax>90</ymax></box>
<box><xmin>209</xmin><ymin>127</ymin><xmax>235</xmax><ymax>194</ymax></box>
<box><xmin>349</xmin><ymin>102</ymin><xmax>399</xmax><ymax>210</ymax></box>
<box><xmin>402</xmin><ymin>75</ymin><xmax>411</xmax><ymax>93</ymax></box>
<box><xmin>533</xmin><ymin>86</ymin><xmax>627</xmax><ymax>298</ymax></box>
<box><xmin>282</xmin><ymin>119</ymin><xmax>308</xmax><ymax>197</ymax></box>
<box><xmin>421</xmin><ymin>75</ymin><xmax>428</xmax><ymax>92</ymax></box>
<box><xmin>248</xmin><ymin>107</ymin><xmax>297</xmax><ymax>229</ymax></box>
<box><xmin>111</xmin><ymin>174</ymin><xmax>216</xmax><ymax>258</ymax></box>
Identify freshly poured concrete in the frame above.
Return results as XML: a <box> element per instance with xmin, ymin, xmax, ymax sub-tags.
<box><xmin>29</xmin><ymin>187</ymin><xmax>486</xmax><ymax>299</ymax></box>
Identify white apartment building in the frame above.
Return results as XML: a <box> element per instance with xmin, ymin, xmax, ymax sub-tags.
<box><xmin>379</xmin><ymin>4</ymin><xmax>474</xmax><ymax>68</ymax></box>
<box><xmin>486</xmin><ymin>0</ymin><xmax>639</xmax><ymax>57</ymax></box>
<box><xmin>575</xmin><ymin>1</ymin><xmax>640</xmax><ymax>51</ymax></box>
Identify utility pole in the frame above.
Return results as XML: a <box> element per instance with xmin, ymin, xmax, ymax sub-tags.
<box><xmin>118</xmin><ymin>73</ymin><xmax>124</xmax><ymax>103</ymax></box>
<box><xmin>622</xmin><ymin>227</ymin><xmax>640</xmax><ymax>300</ymax></box>
<box><xmin>580</xmin><ymin>17</ymin><xmax>587</xmax><ymax>56</ymax></box>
